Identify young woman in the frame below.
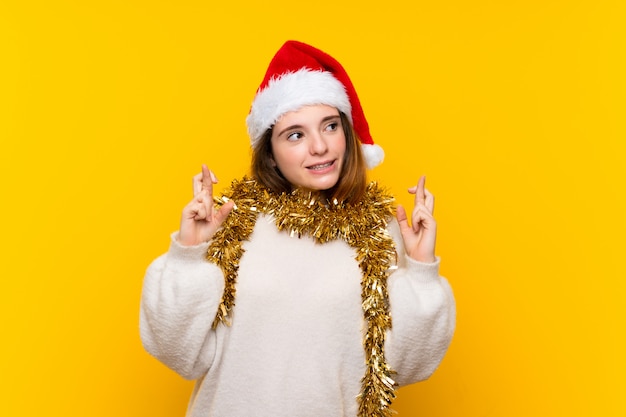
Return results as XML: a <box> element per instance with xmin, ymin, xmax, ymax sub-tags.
<box><xmin>140</xmin><ymin>40</ymin><xmax>455</xmax><ymax>417</ymax></box>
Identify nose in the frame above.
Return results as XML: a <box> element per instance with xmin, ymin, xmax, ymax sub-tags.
<box><xmin>309</xmin><ymin>132</ymin><xmax>329</xmax><ymax>155</ymax></box>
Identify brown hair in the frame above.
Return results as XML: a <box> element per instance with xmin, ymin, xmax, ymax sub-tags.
<box><xmin>251</xmin><ymin>112</ymin><xmax>368</xmax><ymax>205</ymax></box>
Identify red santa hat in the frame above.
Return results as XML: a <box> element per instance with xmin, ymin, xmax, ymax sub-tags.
<box><xmin>246</xmin><ymin>40</ymin><xmax>384</xmax><ymax>169</ymax></box>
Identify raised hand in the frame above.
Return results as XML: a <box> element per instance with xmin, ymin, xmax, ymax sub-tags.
<box><xmin>396</xmin><ymin>176</ymin><xmax>437</xmax><ymax>263</ymax></box>
<box><xmin>177</xmin><ymin>164</ymin><xmax>235</xmax><ymax>246</ymax></box>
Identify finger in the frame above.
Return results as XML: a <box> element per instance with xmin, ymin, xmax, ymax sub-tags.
<box><xmin>196</xmin><ymin>189</ymin><xmax>213</xmax><ymax>223</ymax></box>
<box><xmin>184</xmin><ymin>198</ymin><xmax>207</xmax><ymax>221</ymax></box>
<box><xmin>214</xmin><ymin>200</ymin><xmax>235</xmax><ymax>226</ymax></box>
<box><xmin>200</xmin><ymin>165</ymin><xmax>220</xmax><ymax>208</ymax></box>
<box><xmin>201</xmin><ymin>164</ymin><xmax>213</xmax><ymax>191</ymax></box>
<box><xmin>424</xmin><ymin>189</ymin><xmax>435</xmax><ymax>213</ymax></box>
<box><xmin>193</xmin><ymin>203</ymin><xmax>207</xmax><ymax>221</ymax></box>
<box><xmin>415</xmin><ymin>176</ymin><xmax>426</xmax><ymax>206</ymax></box>
<box><xmin>193</xmin><ymin>172</ymin><xmax>203</xmax><ymax>196</ymax></box>
<box><xmin>209</xmin><ymin>166</ymin><xmax>218</xmax><ymax>183</ymax></box>
<box><xmin>397</xmin><ymin>204</ymin><xmax>418</xmax><ymax>236</ymax></box>
<box><xmin>412</xmin><ymin>206</ymin><xmax>423</xmax><ymax>233</ymax></box>
<box><xmin>396</xmin><ymin>204</ymin><xmax>408</xmax><ymax>225</ymax></box>
<box><xmin>412</xmin><ymin>204</ymin><xmax>436</xmax><ymax>232</ymax></box>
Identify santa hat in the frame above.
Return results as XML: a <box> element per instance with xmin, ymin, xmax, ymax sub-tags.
<box><xmin>246</xmin><ymin>40</ymin><xmax>384</xmax><ymax>169</ymax></box>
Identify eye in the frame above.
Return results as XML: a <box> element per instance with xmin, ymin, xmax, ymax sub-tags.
<box><xmin>325</xmin><ymin>121</ymin><xmax>339</xmax><ymax>132</ymax></box>
<box><xmin>286</xmin><ymin>131</ymin><xmax>303</xmax><ymax>141</ymax></box>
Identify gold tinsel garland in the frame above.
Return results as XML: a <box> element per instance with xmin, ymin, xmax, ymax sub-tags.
<box><xmin>207</xmin><ymin>177</ymin><xmax>399</xmax><ymax>417</ymax></box>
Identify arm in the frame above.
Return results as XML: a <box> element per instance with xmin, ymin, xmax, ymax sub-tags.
<box><xmin>139</xmin><ymin>233</ymin><xmax>225</xmax><ymax>380</ymax></box>
<box><xmin>385</xmin><ymin>219</ymin><xmax>456</xmax><ymax>386</ymax></box>
<box><xmin>386</xmin><ymin>176</ymin><xmax>456</xmax><ymax>385</ymax></box>
<box><xmin>140</xmin><ymin>165</ymin><xmax>234</xmax><ymax>380</ymax></box>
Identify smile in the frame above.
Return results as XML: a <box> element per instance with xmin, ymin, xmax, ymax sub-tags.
<box><xmin>307</xmin><ymin>161</ymin><xmax>335</xmax><ymax>171</ymax></box>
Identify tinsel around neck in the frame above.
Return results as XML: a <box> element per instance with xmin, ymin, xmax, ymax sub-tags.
<box><xmin>207</xmin><ymin>176</ymin><xmax>399</xmax><ymax>417</ymax></box>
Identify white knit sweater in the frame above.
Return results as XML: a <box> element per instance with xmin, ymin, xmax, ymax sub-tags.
<box><xmin>140</xmin><ymin>214</ymin><xmax>455</xmax><ymax>417</ymax></box>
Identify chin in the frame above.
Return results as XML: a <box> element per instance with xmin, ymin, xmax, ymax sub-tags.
<box><xmin>309</xmin><ymin>179</ymin><xmax>340</xmax><ymax>191</ymax></box>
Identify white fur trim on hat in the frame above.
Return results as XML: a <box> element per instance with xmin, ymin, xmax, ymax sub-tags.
<box><xmin>246</xmin><ymin>69</ymin><xmax>352</xmax><ymax>147</ymax></box>
<box><xmin>361</xmin><ymin>143</ymin><xmax>385</xmax><ymax>169</ymax></box>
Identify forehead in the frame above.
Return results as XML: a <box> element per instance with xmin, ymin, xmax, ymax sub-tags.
<box><xmin>274</xmin><ymin>104</ymin><xmax>340</xmax><ymax>127</ymax></box>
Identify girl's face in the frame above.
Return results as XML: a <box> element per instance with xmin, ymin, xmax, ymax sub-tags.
<box><xmin>270</xmin><ymin>104</ymin><xmax>346</xmax><ymax>192</ymax></box>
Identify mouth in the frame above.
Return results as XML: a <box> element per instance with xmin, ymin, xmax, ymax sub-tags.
<box><xmin>306</xmin><ymin>160</ymin><xmax>335</xmax><ymax>171</ymax></box>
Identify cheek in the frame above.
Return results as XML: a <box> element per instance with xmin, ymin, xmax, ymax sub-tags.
<box><xmin>272</xmin><ymin>145</ymin><xmax>301</xmax><ymax>171</ymax></box>
<box><xmin>334</xmin><ymin>135</ymin><xmax>347</xmax><ymax>156</ymax></box>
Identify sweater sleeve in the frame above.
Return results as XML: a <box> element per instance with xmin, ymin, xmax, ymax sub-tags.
<box><xmin>139</xmin><ymin>232</ymin><xmax>225</xmax><ymax>380</ymax></box>
<box><xmin>384</xmin><ymin>218</ymin><xmax>456</xmax><ymax>386</ymax></box>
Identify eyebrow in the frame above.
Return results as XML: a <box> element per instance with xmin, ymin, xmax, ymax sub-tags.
<box><xmin>276</xmin><ymin>114</ymin><xmax>341</xmax><ymax>137</ymax></box>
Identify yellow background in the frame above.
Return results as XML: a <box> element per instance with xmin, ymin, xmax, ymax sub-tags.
<box><xmin>2</xmin><ymin>0</ymin><xmax>624</xmax><ymax>416</ymax></box>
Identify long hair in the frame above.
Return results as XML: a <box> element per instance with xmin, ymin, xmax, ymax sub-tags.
<box><xmin>251</xmin><ymin>112</ymin><xmax>368</xmax><ymax>205</ymax></box>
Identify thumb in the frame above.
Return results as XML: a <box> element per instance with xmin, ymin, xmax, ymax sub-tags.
<box><xmin>213</xmin><ymin>200</ymin><xmax>235</xmax><ymax>228</ymax></box>
<box><xmin>396</xmin><ymin>204</ymin><xmax>411</xmax><ymax>233</ymax></box>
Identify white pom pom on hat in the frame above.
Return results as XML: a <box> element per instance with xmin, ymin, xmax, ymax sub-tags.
<box><xmin>246</xmin><ymin>40</ymin><xmax>384</xmax><ymax>169</ymax></box>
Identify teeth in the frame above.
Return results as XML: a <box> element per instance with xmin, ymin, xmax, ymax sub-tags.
<box><xmin>309</xmin><ymin>162</ymin><xmax>332</xmax><ymax>170</ymax></box>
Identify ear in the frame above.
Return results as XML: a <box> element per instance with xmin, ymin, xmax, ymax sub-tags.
<box><xmin>269</xmin><ymin>155</ymin><xmax>277</xmax><ymax>168</ymax></box>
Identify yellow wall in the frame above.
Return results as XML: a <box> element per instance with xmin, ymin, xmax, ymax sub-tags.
<box><xmin>2</xmin><ymin>0</ymin><xmax>624</xmax><ymax>416</ymax></box>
